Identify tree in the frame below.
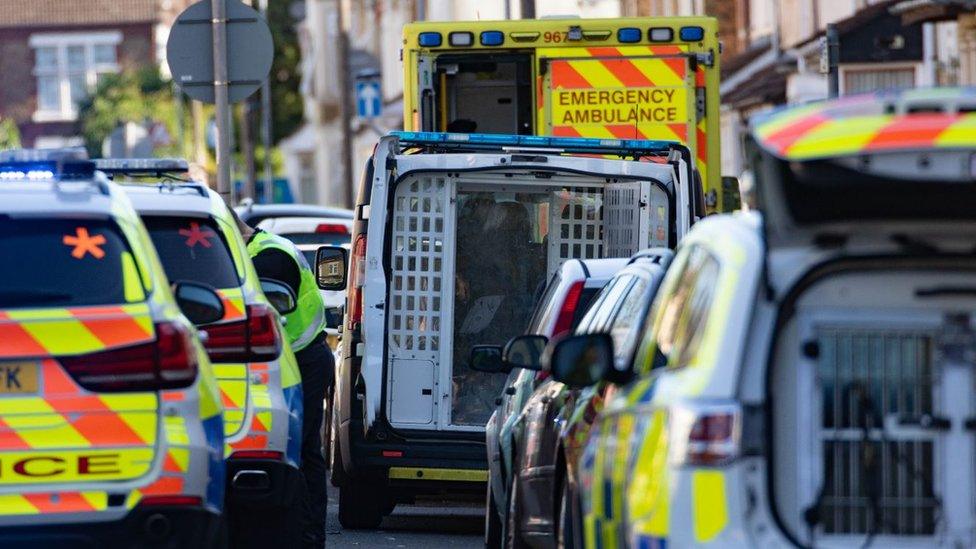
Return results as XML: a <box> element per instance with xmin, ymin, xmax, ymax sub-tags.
<box><xmin>266</xmin><ymin>0</ymin><xmax>304</xmax><ymax>143</ymax></box>
<box><xmin>77</xmin><ymin>68</ymin><xmax>186</xmax><ymax>158</ymax></box>
<box><xmin>0</xmin><ymin>118</ymin><xmax>21</xmax><ymax>149</ymax></box>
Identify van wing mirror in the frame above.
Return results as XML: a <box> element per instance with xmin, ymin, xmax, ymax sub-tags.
<box><xmin>316</xmin><ymin>246</ymin><xmax>348</xmax><ymax>291</ymax></box>
<box><xmin>260</xmin><ymin>278</ymin><xmax>297</xmax><ymax>315</ymax></box>
<box><xmin>470</xmin><ymin>345</ymin><xmax>507</xmax><ymax>374</ymax></box>
<box><xmin>503</xmin><ymin>335</ymin><xmax>547</xmax><ymax>371</ymax></box>
<box><xmin>173</xmin><ymin>281</ymin><xmax>225</xmax><ymax>326</ymax></box>
<box><xmin>722</xmin><ymin>175</ymin><xmax>742</xmax><ymax>213</ymax></box>
<box><xmin>547</xmin><ymin>333</ymin><xmax>614</xmax><ymax>389</ymax></box>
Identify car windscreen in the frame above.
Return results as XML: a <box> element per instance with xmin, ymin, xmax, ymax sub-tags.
<box><xmin>0</xmin><ymin>217</ymin><xmax>143</xmax><ymax>308</ymax></box>
<box><xmin>281</xmin><ymin>232</ymin><xmax>352</xmax><ymax>246</ymax></box>
<box><xmin>143</xmin><ymin>216</ymin><xmax>241</xmax><ymax>289</ymax></box>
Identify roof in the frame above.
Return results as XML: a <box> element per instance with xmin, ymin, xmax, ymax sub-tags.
<box><xmin>122</xmin><ymin>183</ymin><xmax>219</xmax><ymax>218</ymax></box>
<box><xmin>795</xmin><ymin>0</ymin><xmax>902</xmax><ymax>49</ymax></box>
<box><xmin>892</xmin><ymin>0</ymin><xmax>976</xmax><ymax>24</ymax></box>
<box><xmin>0</xmin><ymin>180</ymin><xmax>120</xmax><ymax>216</ymax></box>
<box><xmin>0</xmin><ymin>0</ymin><xmax>157</xmax><ymax>28</ymax></box>
<box><xmin>751</xmin><ymin>87</ymin><xmax>976</xmax><ymax>160</ymax></box>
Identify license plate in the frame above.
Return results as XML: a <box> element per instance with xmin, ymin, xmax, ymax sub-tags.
<box><xmin>0</xmin><ymin>362</ymin><xmax>39</xmax><ymax>394</ymax></box>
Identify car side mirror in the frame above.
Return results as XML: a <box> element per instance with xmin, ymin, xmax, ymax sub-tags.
<box><xmin>325</xmin><ymin>306</ymin><xmax>344</xmax><ymax>329</ymax></box>
<box><xmin>503</xmin><ymin>335</ymin><xmax>547</xmax><ymax>372</ymax></box>
<box><xmin>260</xmin><ymin>278</ymin><xmax>297</xmax><ymax>315</ymax></box>
<box><xmin>316</xmin><ymin>246</ymin><xmax>348</xmax><ymax>291</ymax></box>
<box><xmin>470</xmin><ymin>345</ymin><xmax>507</xmax><ymax>374</ymax></box>
<box><xmin>722</xmin><ymin>175</ymin><xmax>742</xmax><ymax>212</ymax></box>
<box><xmin>173</xmin><ymin>281</ymin><xmax>225</xmax><ymax>326</ymax></box>
<box><xmin>548</xmin><ymin>333</ymin><xmax>614</xmax><ymax>389</ymax></box>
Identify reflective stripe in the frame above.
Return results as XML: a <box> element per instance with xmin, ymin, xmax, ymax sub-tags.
<box><xmin>691</xmin><ymin>470</ymin><xmax>728</xmax><ymax>543</ymax></box>
<box><xmin>387</xmin><ymin>467</ymin><xmax>487</xmax><ymax>482</ymax></box>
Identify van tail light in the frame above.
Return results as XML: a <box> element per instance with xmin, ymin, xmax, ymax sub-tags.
<box><xmin>316</xmin><ymin>223</ymin><xmax>349</xmax><ymax>235</ymax></box>
<box><xmin>553</xmin><ymin>280</ymin><xmax>585</xmax><ymax>338</ymax></box>
<box><xmin>203</xmin><ymin>304</ymin><xmax>282</xmax><ymax>362</ymax></box>
<box><xmin>59</xmin><ymin>321</ymin><xmax>198</xmax><ymax>392</ymax></box>
<box><xmin>347</xmin><ymin>234</ymin><xmax>367</xmax><ymax>330</ymax></box>
<box><xmin>669</xmin><ymin>401</ymin><xmax>742</xmax><ymax>467</ymax></box>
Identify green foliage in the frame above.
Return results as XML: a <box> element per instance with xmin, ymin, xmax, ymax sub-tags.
<box><xmin>77</xmin><ymin>68</ymin><xmax>187</xmax><ymax>158</ymax></box>
<box><xmin>267</xmin><ymin>0</ymin><xmax>304</xmax><ymax>143</ymax></box>
<box><xmin>0</xmin><ymin>118</ymin><xmax>21</xmax><ymax>149</ymax></box>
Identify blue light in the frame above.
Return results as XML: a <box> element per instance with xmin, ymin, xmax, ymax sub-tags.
<box><xmin>480</xmin><ymin>31</ymin><xmax>504</xmax><ymax>46</ymax></box>
<box><xmin>617</xmin><ymin>27</ymin><xmax>642</xmax><ymax>43</ymax></box>
<box><xmin>679</xmin><ymin>26</ymin><xmax>705</xmax><ymax>42</ymax></box>
<box><xmin>391</xmin><ymin>132</ymin><xmax>679</xmax><ymax>153</ymax></box>
<box><xmin>0</xmin><ymin>161</ymin><xmax>57</xmax><ymax>181</ymax></box>
<box><xmin>418</xmin><ymin>32</ymin><xmax>442</xmax><ymax>47</ymax></box>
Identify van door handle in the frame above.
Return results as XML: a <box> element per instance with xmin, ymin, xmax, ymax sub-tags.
<box><xmin>899</xmin><ymin>414</ymin><xmax>951</xmax><ymax>431</ymax></box>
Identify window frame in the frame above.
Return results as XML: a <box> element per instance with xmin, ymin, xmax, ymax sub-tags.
<box><xmin>30</xmin><ymin>31</ymin><xmax>122</xmax><ymax>122</ymax></box>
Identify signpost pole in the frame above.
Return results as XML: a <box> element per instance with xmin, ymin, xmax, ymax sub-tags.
<box><xmin>827</xmin><ymin>24</ymin><xmax>840</xmax><ymax>99</ymax></box>
<box><xmin>259</xmin><ymin>0</ymin><xmax>274</xmax><ymax>204</ymax></box>
<box><xmin>212</xmin><ymin>0</ymin><xmax>233</xmax><ymax>203</ymax></box>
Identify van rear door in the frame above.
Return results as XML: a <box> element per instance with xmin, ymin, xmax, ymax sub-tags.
<box><xmin>363</xmin><ymin>134</ymin><xmax>688</xmax><ymax>434</ymax></box>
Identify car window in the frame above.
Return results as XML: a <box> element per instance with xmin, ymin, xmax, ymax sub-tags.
<box><xmin>587</xmin><ymin>275</ymin><xmax>635</xmax><ymax>332</ymax></box>
<box><xmin>654</xmin><ymin>246</ymin><xmax>720</xmax><ymax>370</ymax></box>
<box><xmin>0</xmin><ymin>217</ymin><xmax>144</xmax><ymax>308</ymax></box>
<box><xmin>608</xmin><ymin>277</ymin><xmax>650</xmax><ymax>366</ymax></box>
<box><xmin>143</xmin><ymin>216</ymin><xmax>241</xmax><ymax>289</ymax></box>
<box><xmin>575</xmin><ymin>280</ymin><xmax>617</xmax><ymax>334</ymax></box>
<box><xmin>526</xmin><ymin>272</ymin><xmax>560</xmax><ymax>333</ymax></box>
<box><xmin>280</xmin><ymin>232</ymin><xmax>352</xmax><ymax>246</ymax></box>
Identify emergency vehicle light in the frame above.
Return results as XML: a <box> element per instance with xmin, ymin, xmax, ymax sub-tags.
<box><xmin>393</xmin><ymin>131</ymin><xmax>680</xmax><ymax>156</ymax></box>
<box><xmin>649</xmin><ymin>27</ymin><xmax>674</xmax><ymax>42</ymax></box>
<box><xmin>418</xmin><ymin>32</ymin><xmax>442</xmax><ymax>47</ymax></box>
<box><xmin>94</xmin><ymin>158</ymin><xmax>189</xmax><ymax>175</ymax></box>
<box><xmin>480</xmin><ymin>31</ymin><xmax>504</xmax><ymax>46</ymax></box>
<box><xmin>679</xmin><ymin>26</ymin><xmax>705</xmax><ymax>42</ymax></box>
<box><xmin>0</xmin><ymin>160</ymin><xmax>95</xmax><ymax>181</ymax></box>
<box><xmin>509</xmin><ymin>31</ymin><xmax>540</xmax><ymax>43</ymax></box>
<box><xmin>617</xmin><ymin>27</ymin><xmax>642</xmax><ymax>43</ymax></box>
<box><xmin>449</xmin><ymin>32</ymin><xmax>474</xmax><ymax>47</ymax></box>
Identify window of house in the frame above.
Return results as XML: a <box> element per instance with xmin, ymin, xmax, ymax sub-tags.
<box><xmin>30</xmin><ymin>32</ymin><xmax>121</xmax><ymax>121</ymax></box>
<box><xmin>842</xmin><ymin>66</ymin><xmax>917</xmax><ymax>95</ymax></box>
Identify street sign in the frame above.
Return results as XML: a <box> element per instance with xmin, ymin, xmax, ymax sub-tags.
<box><xmin>356</xmin><ymin>81</ymin><xmax>382</xmax><ymax>119</ymax></box>
<box><xmin>167</xmin><ymin>0</ymin><xmax>274</xmax><ymax>104</ymax></box>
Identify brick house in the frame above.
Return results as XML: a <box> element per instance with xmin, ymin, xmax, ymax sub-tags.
<box><xmin>0</xmin><ymin>0</ymin><xmax>189</xmax><ymax>148</ymax></box>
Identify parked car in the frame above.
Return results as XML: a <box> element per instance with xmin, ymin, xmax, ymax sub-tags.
<box><xmin>256</xmin><ymin>216</ymin><xmax>354</xmax><ymax>247</ymax></box>
<box><xmin>235</xmin><ymin>202</ymin><xmax>354</xmax><ymax>226</ymax></box>
<box><xmin>560</xmin><ymin>88</ymin><xmax>976</xmax><ymax>548</ymax></box>
<box><xmin>0</xmin><ymin>152</ymin><xmax>226</xmax><ymax>547</ymax></box>
<box><xmin>118</xmin><ymin>166</ymin><xmax>306</xmax><ymax>548</ymax></box>
<box><xmin>476</xmin><ymin>257</ymin><xmax>629</xmax><ymax>547</ymax></box>
<box><xmin>504</xmin><ymin>249</ymin><xmax>672</xmax><ymax>549</ymax></box>
<box><xmin>319</xmin><ymin>131</ymin><xmax>702</xmax><ymax>529</ymax></box>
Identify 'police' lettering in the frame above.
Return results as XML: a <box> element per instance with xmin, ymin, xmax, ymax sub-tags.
<box><xmin>0</xmin><ymin>453</ymin><xmax>123</xmax><ymax>479</ymax></box>
<box><xmin>79</xmin><ymin>454</ymin><xmax>121</xmax><ymax>475</ymax></box>
<box><xmin>12</xmin><ymin>456</ymin><xmax>65</xmax><ymax>477</ymax></box>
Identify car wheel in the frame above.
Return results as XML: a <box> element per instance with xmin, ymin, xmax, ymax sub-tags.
<box><xmin>485</xmin><ymin>482</ymin><xmax>503</xmax><ymax>548</ymax></box>
<box><xmin>338</xmin><ymin>483</ymin><xmax>384</xmax><ymax>529</ymax></box>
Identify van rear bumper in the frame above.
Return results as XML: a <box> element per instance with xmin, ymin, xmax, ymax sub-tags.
<box><xmin>350</xmin><ymin>435</ymin><xmax>488</xmax><ymax>493</ymax></box>
<box><xmin>0</xmin><ymin>505</ymin><xmax>222</xmax><ymax>549</ymax></box>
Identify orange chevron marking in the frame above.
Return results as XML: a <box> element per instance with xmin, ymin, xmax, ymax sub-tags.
<box><xmin>251</xmin><ymin>414</ymin><xmax>268</xmax><ymax>432</ymax></box>
<box><xmin>230</xmin><ymin>434</ymin><xmax>268</xmax><ymax>450</ymax></box>
<box><xmin>600</xmin><ymin>59</ymin><xmax>654</xmax><ymax>87</ymax></box>
<box><xmin>71</xmin><ymin>412</ymin><xmax>146</xmax><ymax>446</ymax></box>
<box><xmin>0</xmin><ymin>314</ymin><xmax>47</xmax><ymax>358</ymax></box>
<box><xmin>866</xmin><ymin>114</ymin><xmax>959</xmax><ymax>150</ymax></box>
<box><xmin>762</xmin><ymin>114</ymin><xmax>830</xmax><ymax>155</ymax></box>
<box><xmin>43</xmin><ymin>360</ymin><xmax>79</xmax><ymax>393</ymax></box>
<box><xmin>553</xmin><ymin>126</ymin><xmax>583</xmax><ymax>137</ymax></box>
<box><xmin>76</xmin><ymin>309</ymin><xmax>152</xmax><ymax>349</ymax></box>
<box><xmin>142</xmin><ymin>476</ymin><xmax>184</xmax><ymax>495</ymax></box>
<box><xmin>23</xmin><ymin>492</ymin><xmax>94</xmax><ymax>513</ymax></box>
<box><xmin>551</xmin><ymin>61</ymin><xmax>593</xmax><ymax>90</ymax></box>
<box><xmin>668</xmin><ymin>123</ymin><xmax>689</xmax><ymax>142</ymax></box>
<box><xmin>162</xmin><ymin>392</ymin><xmax>186</xmax><ymax>402</ymax></box>
<box><xmin>163</xmin><ymin>454</ymin><xmax>183</xmax><ymax>473</ymax></box>
<box><xmin>0</xmin><ymin>416</ymin><xmax>31</xmax><ymax>450</ymax></box>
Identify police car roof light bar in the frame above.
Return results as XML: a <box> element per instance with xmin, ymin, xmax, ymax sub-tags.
<box><xmin>392</xmin><ymin>131</ymin><xmax>682</xmax><ymax>159</ymax></box>
<box><xmin>94</xmin><ymin>158</ymin><xmax>190</xmax><ymax>177</ymax></box>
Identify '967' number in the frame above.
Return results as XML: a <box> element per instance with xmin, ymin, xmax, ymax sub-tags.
<box><xmin>543</xmin><ymin>31</ymin><xmax>568</xmax><ymax>43</ymax></box>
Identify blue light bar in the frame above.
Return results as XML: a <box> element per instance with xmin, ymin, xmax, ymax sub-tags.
<box><xmin>391</xmin><ymin>131</ymin><xmax>680</xmax><ymax>155</ymax></box>
<box><xmin>679</xmin><ymin>26</ymin><xmax>705</xmax><ymax>42</ymax></box>
<box><xmin>94</xmin><ymin>158</ymin><xmax>189</xmax><ymax>175</ymax></box>
<box><xmin>0</xmin><ymin>148</ymin><xmax>95</xmax><ymax>181</ymax></box>
<box><xmin>0</xmin><ymin>147</ymin><xmax>88</xmax><ymax>163</ymax></box>
<box><xmin>418</xmin><ymin>32</ymin><xmax>442</xmax><ymax>47</ymax></box>
<box><xmin>480</xmin><ymin>31</ymin><xmax>504</xmax><ymax>46</ymax></box>
<box><xmin>617</xmin><ymin>27</ymin><xmax>642</xmax><ymax>43</ymax></box>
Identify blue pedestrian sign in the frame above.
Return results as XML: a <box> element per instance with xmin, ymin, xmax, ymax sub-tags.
<box><xmin>356</xmin><ymin>80</ymin><xmax>382</xmax><ymax>119</ymax></box>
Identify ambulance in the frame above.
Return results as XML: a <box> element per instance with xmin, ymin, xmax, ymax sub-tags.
<box><xmin>402</xmin><ymin>16</ymin><xmax>731</xmax><ymax>212</ymax></box>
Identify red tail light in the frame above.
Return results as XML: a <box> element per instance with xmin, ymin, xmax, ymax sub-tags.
<box><xmin>230</xmin><ymin>450</ymin><xmax>283</xmax><ymax>460</ymax></box>
<box><xmin>204</xmin><ymin>303</ymin><xmax>282</xmax><ymax>362</ymax></box>
<box><xmin>553</xmin><ymin>280</ymin><xmax>585</xmax><ymax>338</ymax></box>
<box><xmin>347</xmin><ymin>234</ymin><xmax>367</xmax><ymax>330</ymax></box>
<box><xmin>670</xmin><ymin>402</ymin><xmax>741</xmax><ymax>466</ymax></box>
<box><xmin>315</xmin><ymin>223</ymin><xmax>349</xmax><ymax>234</ymax></box>
<box><xmin>138</xmin><ymin>495</ymin><xmax>203</xmax><ymax>507</ymax></box>
<box><xmin>60</xmin><ymin>321</ymin><xmax>198</xmax><ymax>392</ymax></box>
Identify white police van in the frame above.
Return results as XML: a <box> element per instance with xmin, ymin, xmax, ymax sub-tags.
<box><xmin>319</xmin><ymin>132</ymin><xmax>704</xmax><ymax>528</ymax></box>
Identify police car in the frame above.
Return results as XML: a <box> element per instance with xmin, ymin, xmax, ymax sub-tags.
<box><xmin>110</xmin><ymin>161</ymin><xmax>305</xmax><ymax>546</ymax></box>
<box><xmin>0</xmin><ymin>150</ymin><xmax>226</xmax><ymax>547</ymax></box>
<box><xmin>552</xmin><ymin>88</ymin><xmax>976</xmax><ymax>548</ymax></box>
<box><xmin>318</xmin><ymin>131</ymin><xmax>704</xmax><ymax>528</ymax></box>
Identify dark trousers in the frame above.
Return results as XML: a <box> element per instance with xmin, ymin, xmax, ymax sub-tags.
<box><xmin>295</xmin><ymin>337</ymin><xmax>334</xmax><ymax>547</ymax></box>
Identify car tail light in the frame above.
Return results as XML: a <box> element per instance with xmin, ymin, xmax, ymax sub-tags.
<box><xmin>203</xmin><ymin>304</ymin><xmax>282</xmax><ymax>362</ymax></box>
<box><xmin>347</xmin><ymin>234</ymin><xmax>367</xmax><ymax>330</ymax></box>
<box><xmin>230</xmin><ymin>450</ymin><xmax>284</xmax><ymax>460</ymax></box>
<box><xmin>138</xmin><ymin>495</ymin><xmax>203</xmax><ymax>507</ymax></box>
<box><xmin>315</xmin><ymin>223</ymin><xmax>349</xmax><ymax>235</ymax></box>
<box><xmin>553</xmin><ymin>280</ymin><xmax>585</xmax><ymax>338</ymax></box>
<box><xmin>59</xmin><ymin>321</ymin><xmax>198</xmax><ymax>392</ymax></box>
<box><xmin>669</xmin><ymin>401</ymin><xmax>741</xmax><ymax>466</ymax></box>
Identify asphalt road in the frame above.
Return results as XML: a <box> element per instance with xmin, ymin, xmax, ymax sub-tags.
<box><xmin>325</xmin><ymin>482</ymin><xmax>484</xmax><ymax>548</ymax></box>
